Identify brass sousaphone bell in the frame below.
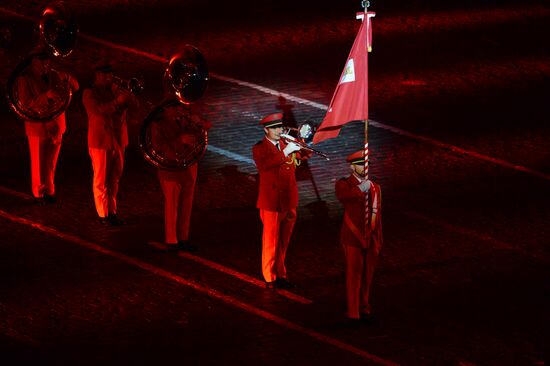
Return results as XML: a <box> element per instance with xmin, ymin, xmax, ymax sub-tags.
<box><xmin>39</xmin><ymin>1</ymin><xmax>77</xmax><ymax>58</ymax></box>
<box><xmin>6</xmin><ymin>1</ymin><xmax>77</xmax><ymax>122</ymax></box>
<box><xmin>139</xmin><ymin>45</ymin><xmax>209</xmax><ymax>170</ymax></box>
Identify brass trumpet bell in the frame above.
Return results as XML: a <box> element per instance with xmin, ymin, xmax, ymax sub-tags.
<box><xmin>283</xmin><ymin>122</ymin><xmax>315</xmax><ymax>143</ymax></box>
<box><xmin>113</xmin><ymin>75</ymin><xmax>144</xmax><ymax>95</ymax></box>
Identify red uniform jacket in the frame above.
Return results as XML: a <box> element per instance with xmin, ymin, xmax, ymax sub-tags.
<box><xmin>253</xmin><ymin>137</ymin><xmax>304</xmax><ymax>212</ymax></box>
<box><xmin>17</xmin><ymin>69</ymin><xmax>78</xmax><ymax>139</ymax></box>
<box><xmin>83</xmin><ymin>84</ymin><xmax>129</xmax><ymax>150</ymax></box>
<box><xmin>335</xmin><ymin>175</ymin><xmax>383</xmax><ymax>250</ymax></box>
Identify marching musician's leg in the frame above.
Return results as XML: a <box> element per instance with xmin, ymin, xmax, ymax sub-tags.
<box><xmin>260</xmin><ymin>209</ymin><xmax>279</xmax><ymax>284</ymax></box>
<box><xmin>176</xmin><ymin>164</ymin><xmax>197</xmax><ymax>243</ymax></box>
<box><xmin>27</xmin><ymin>135</ymin><xmax>45</xmax><ymax>198</ymax></box>
<box><xmin>89</xmin><ymin>148</ymin><xmax>109</xmax><ymax>219</ymax></box>
<box><xmin>275</xmin><ymin>208</ymin><xmax>297</xmax><ymax>280</ymax></box>
<box><xmin>107</xmin><ymin>147</ymin><xmax>125</xmax><ymax>216</ymax></box>
<box><xmin>43</xmin><ymin>137</ymin><xmax>61</xmax><ymax>197</ymax></box>
<box><xmin>160</xmin><ymin>177</ymin><xmax>180</xmax><ymax>245</ymax></box>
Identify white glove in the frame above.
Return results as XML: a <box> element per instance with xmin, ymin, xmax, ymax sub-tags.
<box><xmin>283</xmin><ymin>141</ymin><xmax>301</xmax><ymax>156</ymax></box>
<box><xmin>358</xmin><ymin>179</ymin><xmax>372</xmax><ymax>193</ymax></box>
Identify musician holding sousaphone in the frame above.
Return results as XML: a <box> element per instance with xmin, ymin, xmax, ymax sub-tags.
<box><xmin>140</xmin><ymin>46</ymin><xmax>210</xmax><ymax>251</ymax></box>
<box><xmin>82</xmin><ymin>63</ymin><xmax>138</xmax><ymax>226</ymax></box>
<box><xmin>6</xmin><ymin>1</ymin><xmax>79</xmax><ymax>204</ymax></box>
<box><xmin>13</xmin><ymin>50</ymin><xmax>79</xmax><ymax>205</ymax></box>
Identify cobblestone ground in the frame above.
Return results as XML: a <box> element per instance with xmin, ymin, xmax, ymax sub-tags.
<box><xmin>0</xmin><ymin>1</ymin><xmax>548</xmax><ymax>365</ymax></box>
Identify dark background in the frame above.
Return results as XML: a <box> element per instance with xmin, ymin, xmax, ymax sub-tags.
<box><xmin>0</xmin><ymin>1</ymin><xmax>548</xmax><ymax>365</ymax></box>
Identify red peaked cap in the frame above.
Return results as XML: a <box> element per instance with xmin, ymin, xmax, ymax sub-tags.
<box><xmin>260</xmin><ymin>113</ymin><xmax>283</xmax><ymax>128</ymax></box>
<box><xmin>346</xmin><ymin>149</ymin><xmax>366</xmax><ymax>165</ymax></box>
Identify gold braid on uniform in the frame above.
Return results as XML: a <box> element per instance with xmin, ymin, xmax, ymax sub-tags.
<box><xmin>285</xmin><ymin>153</ymin><xmax>301</xmax><ymax>167</ymax></box>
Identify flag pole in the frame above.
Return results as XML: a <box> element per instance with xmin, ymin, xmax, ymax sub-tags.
<box><xmin>362</xmin><ymin>0</ymin><xmax>371</xmax><ymax>243</ymax></box>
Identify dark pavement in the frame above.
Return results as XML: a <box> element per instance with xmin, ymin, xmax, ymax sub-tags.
<box><xmin>0</xmin><ymin>1</ymin><xmax>548</xmax><ymax>365</ymax></box>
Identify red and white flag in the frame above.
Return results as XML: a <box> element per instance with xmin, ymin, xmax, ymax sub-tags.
<box><xmin>313</xmin><ymin>12</ymin><xmax>375</xmax><ymax>144</ymax></box>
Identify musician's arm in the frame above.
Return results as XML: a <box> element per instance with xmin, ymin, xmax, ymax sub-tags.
<box><xmin>253</xmin><ymin>143</ymin><xmax>287</xmax><ymax>171</ymax></box>
<box><xmin>82</xmin><ymin>89</ymin><xmax>117</xmax><ymax>115</ymax></box>
<box><xmin>16</xmin><ymin>77</ymin><xmax>50</xmax><ymax>111</ymax></box>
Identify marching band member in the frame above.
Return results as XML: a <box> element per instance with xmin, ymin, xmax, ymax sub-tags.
<box><xmin>252</xmin><ymin>113</ymin><xmax>310</xmax><ymax>289</ymax></box>
<box><xmin>82</xmin><ymin>63</ymin><xmax>136</xmax><ymax>225</ymax></box>
<box><xmin>152</xmin><ymin>102</ymin><xmax>211</xmax><ymax>251</ymax></box>
<box><xmin>16</xmin><ymin>51</ymin><xmax>79</xmax><ymax>204</ymax></box>
<box><xmin>335</xmin><ymin>149</ymin><xmax>383</xmax><ymax>323</ymax></box>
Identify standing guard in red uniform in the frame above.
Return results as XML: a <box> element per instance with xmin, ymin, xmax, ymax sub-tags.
<box><xmin>82</xmin><ymin>63</ymin><xmax>136</xmax><ymax>226</ymax></box>
<box><xmin>335</xmin><ymin>149</ymin><xmax>383</xmax><ymax>323</ymax></box>
<box><xmin>252</xmin><ymin>113</ymin><xmax>310</xmax><ymax>289</ymax></box>
<box><xmin>16</xmin><ymin>52</ymin><xmax>79</xmax><ymax>204</ymax></box>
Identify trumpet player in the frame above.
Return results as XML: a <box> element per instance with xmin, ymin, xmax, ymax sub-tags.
<box><xmin>335</xmin><ymin>150</ymin><xmax>383</xmax><ymax>324</ymax></box>
<box><xmin>16</xmin><ymin>51</ymin><xmax>79</xmax><ymax>204</ymax></box>
<box><xmin>82</xmin><ymin>63</ymin><xmax>137</xmax><ymax>226</ymax></box>
<box><xmin>252</xmin><ymin>113</ymin><xmax>311</xmax><ymax>289</ymax></box>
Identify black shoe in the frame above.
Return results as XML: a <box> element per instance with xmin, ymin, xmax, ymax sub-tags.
<box><xmin>359</xmin><ymin>313</ymin><xmax>378</xmax><ymax>325</ymax></box>
<box><xmin>265</xmin><ymin>281</ymin><xmax>277</xmax><ymax>289</ymax></box>
<box><xmin>99</xmin><ymin>217</ymin><xmax>110</xmax><ymax>225</ymax></box>
<box><xmin>34</xmin><ymin>197</ymin><xmax>47</xmax><ymax>206</ymax></box>
<box><xmin>341</xmin><ymin>317</ymin><xmax>362</xmax><ymax>329</ymax></box>
<box><xmin>147</xmin><ymin>241</ymin><xmax>179</xmax><ymax>252</ymax></box>
<box><xmin>163</xmin><ymin>243</ymin><xmax>179</xmax><ymax>251</ymax></box>
<box><xmin>178</xmin><ymin>240</ymin><xmax>197</xmax><ymax>252</ymax></box>
<box><xmin>275</xmin><ymin>278</ymin><xmax>295</xmax><ymax>289</ymax></box>
<box><xmin>43</xmin><ymin>194</ymin><xmax>56</xmax><ymax>204</ymax></box>
<box><xmin>107</xmin><ymin>214</ymin><xmax>124</xmax><ymax>226</ymax></box>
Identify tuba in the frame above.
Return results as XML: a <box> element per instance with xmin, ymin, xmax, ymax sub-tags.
<box><xmin>5</xmin><ymin>1</ymin><xmax>77</xmax><ymax>122</ymax></box>
<box><xmin>139</xmin><ymin>45</ymin><xmax>209</xmax><ymax>170</ymax></box>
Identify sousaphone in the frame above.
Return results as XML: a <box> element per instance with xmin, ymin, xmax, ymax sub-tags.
<box><xmin>139</xmin><ymin>45</ymin><xmax>209</xmax><ymax>170</ymax></box>
<box><xmin>6</xmin><ymin>1</ymin><xmax>77</xmax><ymax>122</ymax></box>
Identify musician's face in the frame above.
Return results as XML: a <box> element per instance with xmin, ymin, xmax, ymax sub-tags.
<box><xmin>265</xmin><ymin>126</ymin><xmax>283</xmax><ymax>141</ymax></box>
<box><xmin>352</xmin><ymin>164</ymin><xmax>365</xmax><ymax>177</ymax></box>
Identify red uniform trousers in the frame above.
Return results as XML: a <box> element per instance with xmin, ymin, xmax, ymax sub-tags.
<box><xmin>27</xmin><ymin>134</ymin><xmax>62</xmax><ymax>198</ymax></box>
<box><xmin>89</xmin><ymin>147</ymin><xmax>124</xmax><ymax>218</ymax></box>
<box><xmin>260</xmin><ymin>208</ymin><xmax>296</xmax><ymax>283</ymax></box>
<box><xmin>158</xmin><ymin>164</ymin><xmax>198</xmax><ymax>245</ymax></box>
<box><xmin>343</xmin><ymin>243</ymin><xmax>379</xmax><ymax>318</ymax></box>
<box><xmin>19</xmin><ymin>69</ymin><xmax>76</xmax><ymax>199</ymax></box>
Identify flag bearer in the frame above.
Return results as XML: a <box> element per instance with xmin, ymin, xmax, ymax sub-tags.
<box><xmin>335</xmin><ymin>149</ymin><xmax>382</xmax><ymax>323</ymax></box>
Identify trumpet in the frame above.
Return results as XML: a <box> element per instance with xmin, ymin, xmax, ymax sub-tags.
<box><xmin>112</xmin><ymin>75</ymin><xmax>144</xmax><ymax>95</ymax></box>
<box><xmin>280</xmin><ymin>122</ymin><xmax>330</xmax><ymax>160</ymax></box>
